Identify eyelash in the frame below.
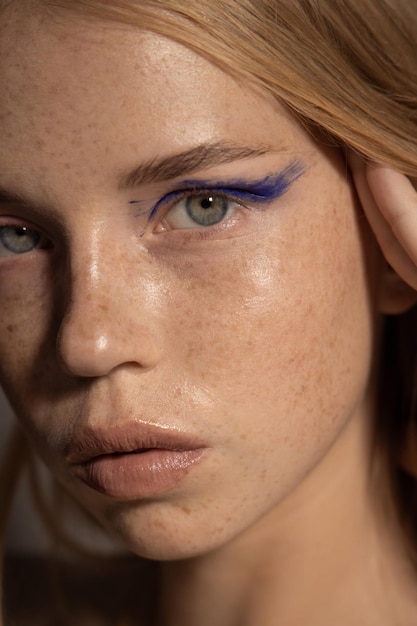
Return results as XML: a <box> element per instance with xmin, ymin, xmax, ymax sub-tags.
<box><xmin>134</xmin><ymin>162</ymin><xmax>306</xmax><ymax>238</ymax></box>
<box><xmin>135</xmin><ymin>187</ymin><xmax>281</xmax><ymax>240</ymax></box>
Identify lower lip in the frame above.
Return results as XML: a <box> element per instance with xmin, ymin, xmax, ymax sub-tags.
<box><xmin>72</xmin><ymin>448</ymin><xmax>206</xmax><ymax>500</ymax></box>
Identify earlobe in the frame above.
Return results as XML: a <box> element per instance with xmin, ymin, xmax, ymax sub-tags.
<box><xmin>378</xmin><ymin>263</ymin><xmax>417</xmax><ymax>315</ymax></box>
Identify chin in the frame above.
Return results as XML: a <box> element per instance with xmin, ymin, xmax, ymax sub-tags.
<box><xmin>91</xmin><ymin>501</ymin><xmax>242</xmax><ymax>562</ymax></box>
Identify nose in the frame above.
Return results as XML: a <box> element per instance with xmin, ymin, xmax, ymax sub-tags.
<box><xmin>57</xmin><ymin>245</ymin><xmax>162</xmax><ymax>378</ymax></box>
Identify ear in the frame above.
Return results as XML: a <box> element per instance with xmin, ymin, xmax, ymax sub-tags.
<box><xmin>378</xmin><ymin>263</ymin><xmax>417</xmax><ymax>314</ymax></box>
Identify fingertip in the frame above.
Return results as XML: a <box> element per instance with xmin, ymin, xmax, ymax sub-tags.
<box><xmin>366</xmin><ymin>163</ymin><xmax>412</xmax><ymax>191</ymax></box>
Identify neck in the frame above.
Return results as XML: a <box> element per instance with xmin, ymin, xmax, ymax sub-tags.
<box><xmin>156</xmin><ymin>410</ymin><xmax>417</xmax><ymax>626</ymax></box>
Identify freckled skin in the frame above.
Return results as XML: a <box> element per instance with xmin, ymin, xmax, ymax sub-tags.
<box><xmin>0</xmin><ymin>9</ymin><xmax>380</xmax><ymax>565</ymax></box>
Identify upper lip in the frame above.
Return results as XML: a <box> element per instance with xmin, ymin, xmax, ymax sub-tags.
<box><xmin>65</xmin><ymin>422</ymin><xmax>206</xmax><ymax>464</ymax></box>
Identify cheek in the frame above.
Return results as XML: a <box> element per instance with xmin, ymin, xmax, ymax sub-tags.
<box><xmin>167</xmin><ymin>183</ymin><xmax>375</xmax><ymax>459</ymax></box>
<box><xmin>0</xmin><ymin>256</ymin><xmax>57</xmax><ymax>407</ymax></box>
<box><xmin>110</xmin><ymin>184</ymin><xmax>377</xmax><ymax>557</ymax></box>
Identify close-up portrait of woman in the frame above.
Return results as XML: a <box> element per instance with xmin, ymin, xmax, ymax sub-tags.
<box><xmin>0</xmin><ymin>0</ymin><xmax>417</xmax><ymax>624</ymax></box>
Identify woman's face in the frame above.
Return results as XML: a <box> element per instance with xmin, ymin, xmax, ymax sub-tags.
<box><xmin>0</xmin><ymin>9</ymin><xmax>379</xmax><ymax>558</ymax></box>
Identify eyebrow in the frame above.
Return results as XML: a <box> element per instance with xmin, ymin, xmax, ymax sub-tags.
<box><xmin>0</xmin><ymin>142</ymin><xmax>279</xmax><ymax>208</ymax></box>
<box><xmin>118</xmin><ymin>142</ymin><xmax>275</xmax><ymax>190</ymax></box>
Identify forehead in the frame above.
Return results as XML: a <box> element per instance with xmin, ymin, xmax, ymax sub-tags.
<box><xmin>0</xmin><ymin>12</ymin><xmax>224</xmax><ymax>138</ymax></box>
<box><xmin>0</xmin><ymin>9</ymin><xmax>280</xmax><ymax>133</ymax></box>
<box><xmin>0</xmin><ymin>7</ymin><xmax>313</xmax><ymax>202</ymax></box>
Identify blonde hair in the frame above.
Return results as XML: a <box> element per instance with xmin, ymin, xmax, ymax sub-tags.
<box><xmin>44</xmin><ymin>0</ymin><xmax>417</xmax><ymax>174</ymax></box>
<box><xmin>1</xmin><ymin>0</ymin><xmax>417</xmax><ymax>621</ymax></box>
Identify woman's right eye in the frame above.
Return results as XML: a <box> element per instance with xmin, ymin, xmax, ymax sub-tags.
<box><xmin>0</xmin><ymin>224</ymin><xmax>51</xmax><ymax>257</ymax></box>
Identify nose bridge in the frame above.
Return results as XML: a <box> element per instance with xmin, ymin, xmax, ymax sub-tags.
<box><xmin>65</xmin><ymin>229</ymin><xmax>119</xmax><ymax>329</ymax></box>
<box><xmin>57</xmin><ymin>230</ymin><xmax>162</xmax><ymax>378</ymax></box>
<box><xmin>70</xmin><ymin>240</ymin><xmax>117</xmax><ymax>323</ymax></box>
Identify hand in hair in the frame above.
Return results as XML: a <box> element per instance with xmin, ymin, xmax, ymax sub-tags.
<box><xmin>349</xmin><ymin>153</ymin><xmax>417</xmax><ymax>291</ymax></box>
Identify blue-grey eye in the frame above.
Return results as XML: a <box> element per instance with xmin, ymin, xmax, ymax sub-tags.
<box><xmin>0</xmin><ymin>225</ymin><xmax>42</xmax><ymax>256</ymax></box>
<box><xmin>165</xmin><ymin>194</ymin><xmax>236</xmax><ymax>229</ymax></box>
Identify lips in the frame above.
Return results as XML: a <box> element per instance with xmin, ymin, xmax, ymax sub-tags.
<box><xmin>65</xmin><ymin>423</ymin><xmax>207</xmax><ymax>500</ymax></box>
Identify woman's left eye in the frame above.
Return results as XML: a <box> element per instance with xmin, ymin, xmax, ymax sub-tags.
<box><xmin>161</xmin><ymin>193</ymin><xmax>239</xmax><ymax>230</ymax></box>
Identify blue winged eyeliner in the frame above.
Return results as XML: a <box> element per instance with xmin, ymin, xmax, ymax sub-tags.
<box><xmin>129</xmin><ymin>159</ymin><xmax>305</xmax><ymax>223</ymax></box>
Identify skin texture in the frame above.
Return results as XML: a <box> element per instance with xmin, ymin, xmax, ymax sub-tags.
<box><xmin>1</xmin><ymin>7</ymin><xmax>417</xmax><ymax>626</ymax></box>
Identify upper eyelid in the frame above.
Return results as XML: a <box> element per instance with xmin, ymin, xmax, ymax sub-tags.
<box><xmin>0</xmin><ymin>215</ymin><xmax>40</xmax><ymax>230</ymax></box>
<box><xmin>0</xmin><ymin>213</ymin><xmax>49</xmax><ymax>231</ymax></box>
<box><xmin>0</xmin><ymin>206</ymin><xmax>56</xmax><ymax>232</ymax></box>
<box><xmin>177</xmin><ymin>164</ymin><xmax>305</xmax><ymax>197</ymax></box>
<box><xmin>131</xmin><ymin>160</ymin><xmax>306</xmax><ymax>223</ymax></box>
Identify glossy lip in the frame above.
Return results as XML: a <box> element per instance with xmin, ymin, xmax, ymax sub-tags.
<box><xmin>66</xmin><ymin>422</ymin><xmax>208</xmax><ymax>500</ymax></box>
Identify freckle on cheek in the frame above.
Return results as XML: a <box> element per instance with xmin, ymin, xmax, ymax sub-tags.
<box><xmin>180</xmin><ymin>506</ymin><xmax>191</xmax><ymax>516</ymax></box>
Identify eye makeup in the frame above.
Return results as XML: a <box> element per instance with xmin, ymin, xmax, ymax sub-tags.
<box><xmin>129</xmin><ymin>158</ymin><xmax>305</xmax><ymax>225</ymax></box>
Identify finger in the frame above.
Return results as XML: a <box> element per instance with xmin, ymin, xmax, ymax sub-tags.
<box><xmin>366</xmin><ymin>165</ymin><xmax>417</xmax><ymax>263</ymax></box>
<box><xmin>348</xmin><ymin>154</ymin><xmax>417</xmax><ymax>290</ymax></box>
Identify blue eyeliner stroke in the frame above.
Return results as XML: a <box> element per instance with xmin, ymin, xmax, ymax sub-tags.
<box><xmin>129</xmin><ymin>159</ymin><xmax>305</xmax><ymax>224</ymax></box>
